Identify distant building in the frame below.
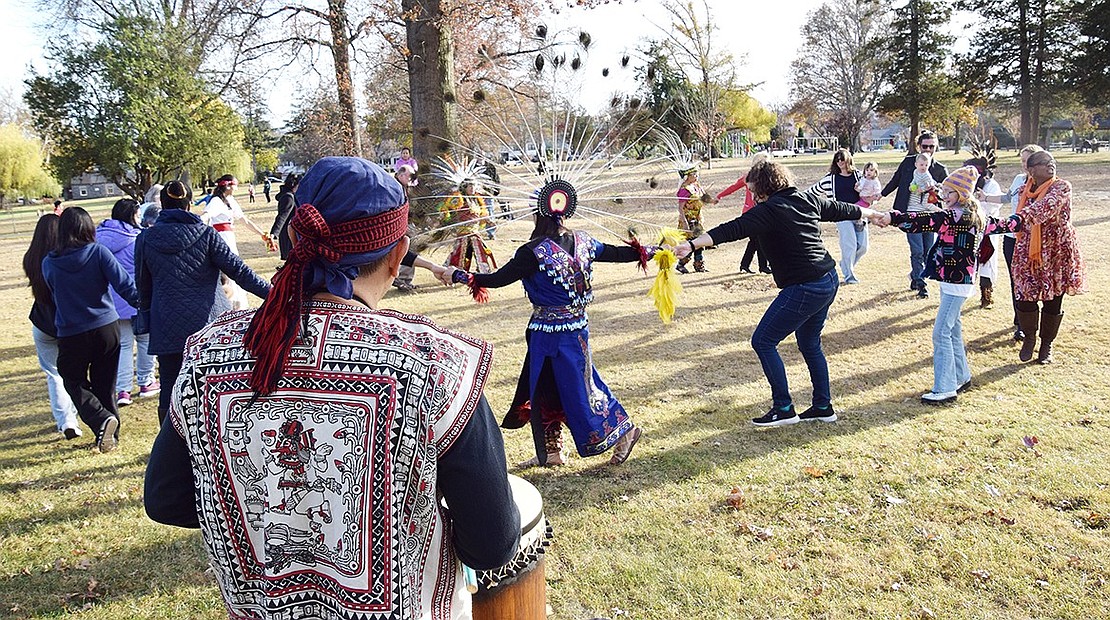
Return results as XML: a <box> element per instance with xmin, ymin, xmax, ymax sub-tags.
<box><xmin>67</xmin><ymin>171</ymin><xmax>123</xmax><ymax>201</ymax></box>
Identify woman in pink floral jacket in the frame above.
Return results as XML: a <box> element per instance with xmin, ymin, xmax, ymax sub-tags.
<box><xmin>1009</xmin><ymin>151</ymin><xmax>1087</xmax><ymax>364</ymax></box>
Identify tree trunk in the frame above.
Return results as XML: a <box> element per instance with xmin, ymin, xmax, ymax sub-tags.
<box><xmin>403</xmin><ymin>0</ymin><xmax>456</xmax><ymax>167</ymax></box>
<box><xmin>1031</xmin><ymin>0</ymin><xmax>1047</xmax><ymax>146</ymax></box>
<box><xmin>953</xmin><ymin>120</ymin><xmax>961</xmax><ymax>154</ymax></box>
<box><xmin>1018</xmin><ymin>0</ymin><xmax>1032</xmax><ymax>144</ymax></box>
<box><xmin>328</xmin><ymin>0</ymin><xmax>363</xmax><ymax>157</ymax></box>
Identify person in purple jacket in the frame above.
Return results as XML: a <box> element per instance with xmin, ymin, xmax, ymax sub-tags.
<box><xmin>97</xmin><ymin>199</ymin><xmax>159</xmax><ymax>408</ymax></box>
<box><xmin>42</xmin><ymin>207</ymin><xmax>140</xmax><ymax>452</ymax></box>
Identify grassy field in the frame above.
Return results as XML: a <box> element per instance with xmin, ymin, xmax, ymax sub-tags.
<box><xmin>1</xmin><ymin>155</ymin><xmax>1108</xmax><ymax>619</ymax></box>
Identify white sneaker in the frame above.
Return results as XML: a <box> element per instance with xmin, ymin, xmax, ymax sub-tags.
<box><xmin>921</xmin><ymin>391</ymin><xmax>957</xmax><ymax>405</ymax></box>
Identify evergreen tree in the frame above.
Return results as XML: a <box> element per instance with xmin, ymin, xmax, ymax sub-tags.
<box><xmin>957</xmin><ymin>0</ymin><xmax>1079</xmax><ymax>144</ymax></box>
<box><xmin>877</xmin><ymin>0</ymin><xmax>954</xmax><ymax>152</ymax></box>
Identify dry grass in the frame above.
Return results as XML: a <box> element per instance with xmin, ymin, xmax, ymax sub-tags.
<box><xmin>1</xmin><ymin>157</ymin><xmax>1108</xmax><ymax>619</ymax></box>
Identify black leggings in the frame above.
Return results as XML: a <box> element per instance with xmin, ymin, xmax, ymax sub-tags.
<box><xmin>1016</xmin><ymin>296</ymin><xmax>1064</xmax><ymax>315</ymax></box>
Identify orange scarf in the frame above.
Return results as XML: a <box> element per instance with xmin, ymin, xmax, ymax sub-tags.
<box><xmin>1016</xmin><ymin>176</ymin><xmax>1056</xmax><ymax>271</ymax></box>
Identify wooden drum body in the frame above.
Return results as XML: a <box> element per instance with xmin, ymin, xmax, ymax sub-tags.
<box><xmin>472</xmin><ymin>475</ymin><xmax>553</xmax><ymax>620</ymax></box>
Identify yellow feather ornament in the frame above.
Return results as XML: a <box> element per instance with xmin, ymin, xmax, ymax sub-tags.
<box><xmin>648</xmin><ymin>228</ymin><xmax>687</xmax><ymax>323</ymax></box>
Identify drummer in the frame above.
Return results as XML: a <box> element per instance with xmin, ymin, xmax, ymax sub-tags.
<box><xmin>144</xmin><ymin>157</ymin><xmax>521</xmax><ymax>618</ymax></box>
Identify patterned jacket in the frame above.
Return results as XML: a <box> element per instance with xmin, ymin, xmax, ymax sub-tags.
<box><xmin>151</xmin><ymin>302</ymin><xmax>520</xmax><ymax>620</ymax></box>
<box><xmin>891</xmin><ymin>209</ymin><xmax>1022</xmax><ymax>285</ymax></box>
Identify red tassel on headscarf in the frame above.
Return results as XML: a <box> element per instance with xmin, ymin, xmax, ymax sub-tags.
<box><xmin>626</xmin><ymin>238</ymin><xmax>649</xmax><ymax>273</ymax></box>
<box><xmin>243</xmin><ymin>204</ymin><xmax>339</xmax><ymax>394</ymax></box>
<box><xmin>467</xmin><ymin>274</ymin><xmax>490</xmax><ymax>303</ymax></box>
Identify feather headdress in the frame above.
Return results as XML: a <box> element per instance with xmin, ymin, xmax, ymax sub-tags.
<box><xmin>430</xmin><ymin>154</ymin><xmax>490</xmax><ymax>190</ymax></box>
<box><xmin>656</xmin><ymin>127</ymin><xmax>698</xmax><ymax>178</ymax></box>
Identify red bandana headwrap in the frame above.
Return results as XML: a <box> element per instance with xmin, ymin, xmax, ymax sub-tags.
<box><xmin>243</xmin><ymin>195</ymin><xmax>409</xmax><ymax>395</ymax></box>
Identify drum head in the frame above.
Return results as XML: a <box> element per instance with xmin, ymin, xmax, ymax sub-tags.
<box><xmin>507</xmin><ymin>474</ymin><xmax>543</xmax><ymax>535</ymax></box>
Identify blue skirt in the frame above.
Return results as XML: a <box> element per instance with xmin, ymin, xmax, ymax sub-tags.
<box><xmin>503</xmin><ymin>327</ymin><xmax>633</xmax><ymax>457</ymax></box>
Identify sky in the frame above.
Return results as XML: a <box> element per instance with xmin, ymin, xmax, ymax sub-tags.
<box><xmin>0</xmin><ymin>0</ymin><xmax>970</xmax><ymax>127</ymax></box>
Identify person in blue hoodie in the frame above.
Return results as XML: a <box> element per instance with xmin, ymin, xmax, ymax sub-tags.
<box><xmin>135</xmin><ymin>180</ymin><xmax>271</xmax><ymax>424</ymax></box>
<box><xmin>42</xmin><ymin>207</ymin><xmax>140</xmax><ymax>453</ymax></box>
<box><xmin>97</xmin><ymin>199</ymin><xmax>159</xmax><ymax>408</ymax></box>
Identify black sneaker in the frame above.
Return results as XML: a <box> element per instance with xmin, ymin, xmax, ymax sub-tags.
<box><xmin>675</xmin><ymin>263</ymin><xmax>690</xmax><ymax>274</ymax></box>
<box><xmin>752</xmin><ymin>406</ymin><xmax>799</xmax><ymax>427</ymax></box>
<box><xmin>96</xmin><ymin>415</ymin><xmax>120</xmax><ymax>454</ymax></box>
<box><xmin>63</xmin><ymin>427</ymin><xmax>81</xmax><ymax>440</ymax></box>
<box><xmin>798</xmin><ymin>405</ymin><xmax>838</xmax><ymax>422</ymax></box>
<box><xmin>956</xmin><ymin>379</ymin><xmax>972</xmax><ymax>393</ymax></box>
<box><xmin>917</xmin><ymin>286</ymin><xmax>929</xmax><ymax>299</ymax></box>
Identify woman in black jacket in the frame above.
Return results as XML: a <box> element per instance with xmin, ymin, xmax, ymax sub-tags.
<box><xmin>135</xmin><ymin>181</ymin><xmax>271</xmax><ymax>424</ymax></box>
<box><xmin>270</xmin><ymin>174</ymin><xmax>299</xmax><ymax>260</ymax></box>
<box><xmin>678</xmin><ymin>160</ymin><xmax>883</xmax><ymax>427</ymax></box>
<box><xmin>22</xmin><ymin>214</ymin><xmax>81</xmax><ymax>439</ymax></box>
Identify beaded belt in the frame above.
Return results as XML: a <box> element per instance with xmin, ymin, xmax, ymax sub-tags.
<box><xmin>529</xmin><ymin>304</ymin><xmax>588</xmax><ymax>333</ymax></box>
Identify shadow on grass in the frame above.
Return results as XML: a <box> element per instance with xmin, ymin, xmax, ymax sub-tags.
<box><xmin>0</xmin><ymin>534</ymin><xmax>212</xmax><ymax>618</ymax></box>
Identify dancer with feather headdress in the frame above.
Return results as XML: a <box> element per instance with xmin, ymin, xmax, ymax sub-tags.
<box><xmin>434</xmin><ymin>156</ymin><xmax>499</xmax><ymax>273</ymax></box>
<box><xmin>657</xmin><ymin>128</ymin><xmax>717</xmax><ymax>273</ymax></box>
<box><xmin>449</xmin><ymin>176</ymin><xmax>652</xmax><ymax>467</ymax></box>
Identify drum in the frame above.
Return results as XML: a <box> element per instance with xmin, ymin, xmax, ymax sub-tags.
<box><xmin>472</xmin><ymin>475</ymin><xmax>553</xmax><ymax>620</ymax></box>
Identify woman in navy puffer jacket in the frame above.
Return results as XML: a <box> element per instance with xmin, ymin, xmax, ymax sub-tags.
<box><xmin>135</xmin><ymin>181</ymin><xmax>271</xmax><ymax>424</ymax></box>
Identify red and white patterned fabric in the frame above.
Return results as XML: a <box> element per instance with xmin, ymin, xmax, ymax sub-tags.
<box><xmin>170</xmin><ymin>300</ymin><xmax>493</xmax><ymax>619</ymax></box>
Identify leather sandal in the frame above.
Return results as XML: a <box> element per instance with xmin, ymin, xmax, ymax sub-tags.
<box><xmin>609</xmin><ymin>427</ymin><xmax>643</xmax><ymax>465</ymax></box>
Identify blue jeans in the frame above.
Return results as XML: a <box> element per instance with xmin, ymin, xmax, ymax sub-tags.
<box><xmin>906</xmin><ymin>231</ymin><xmax>937</xmax><ymax>285</ymax></box>
<box><xmin>836</xmin><ymin>221</ymin><xmax>869</xmax><ymax>283</ymax></box>
<box><xmin>932</xmin><ymin>292</ymin><xmax>971</xmax><ymax>394</ymax></box>
<box><xmin>751</xmin><ymin>270</ymin><xmax>839</xmax><ymax>409</ymax></box>
<box><xmin>116</xmin><ymin>319</ymin><xmax>156</xmax><ymax>393</ymax></box>
<box><xmin>32</xmin><ymin>326</ymin><xmax>79</xmax><ymax>432</ymax></box>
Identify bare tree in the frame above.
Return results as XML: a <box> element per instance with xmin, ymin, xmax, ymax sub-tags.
<box><xmin>790</xmin><ymin>0</ymin><xmax>887</xmax><ymax>152</ymax></box>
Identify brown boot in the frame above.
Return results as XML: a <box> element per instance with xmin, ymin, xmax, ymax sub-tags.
<box><xmin>1037</xmin><ymin>312</ymin><xmax>1063</xmax><ymax>364</ymax></box>
<box><xmin>1017</xmin><ymin>310</ymin><xmax>1039</xmax><ymax>362</ymax></box>
<box><xmin>980</xmin><ymin>286</ymin><xmax>993</xmax><ymax>309</ymax></box>
<box><xmin>693</xmin><ymin>259</ymin><xmax>708</xmax><ymax>272</ymax></box>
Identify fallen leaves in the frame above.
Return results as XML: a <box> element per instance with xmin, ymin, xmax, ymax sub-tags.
<box><xmin>1081</xmin><ymin>512</ymin><xmax>1109</xmax><ymax>530</ymax></box>
<box><xmin>737</xmin><ymin>522</ymin><xmax>773</xmax><ymax>541</ymax></box>
<box><xmin>1022</xmin><ymin>435</ymin><xmax>1043</xmax><ymax>457</ymax></box>
<box><xmin>725</xmin><ymin>487</ymin><xmax>745</xmax><ymax>509</ymax></box>
<box><xmin>803</xmin><ymin>466</ymin><xmax>828</xmax><ymax>479</ymax></box>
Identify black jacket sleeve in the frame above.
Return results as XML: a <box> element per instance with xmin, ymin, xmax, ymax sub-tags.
<box><xmin>402</xmin><ymin>250</ymin><xmax>417</xmax><ymax>268</ymax></box>
<box><xmin>595</xmin><ymin>243</ymin><xmax>642</xmax><ymax>263</ymax></box>
<box><xmin>470</xmin><ymin>245</ymin><xmax>538</xmax><ymax>289</ymax></box>
<box><xmin>882</xmin><ymin>157</ymin><xmax>911</xmax><ymax>197</ymax></box>
<box><xmin>813</xmin><ymin>195</ymin><xmax>864</xmax><ymax>222</ymax></box>
<box><xmin>438</xmin><ymin>395</ymin><xmax>520</xmax><ymax>570</ymax></box>
<box><xmin>144</xmin><ymin>418</ymin><xmax>200</xmax><ymax>528</ymax></box>
<box><xmin>135</xmin><ymin>234</ymin><xmax>152</xmax><ymax>312</ymax></box>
